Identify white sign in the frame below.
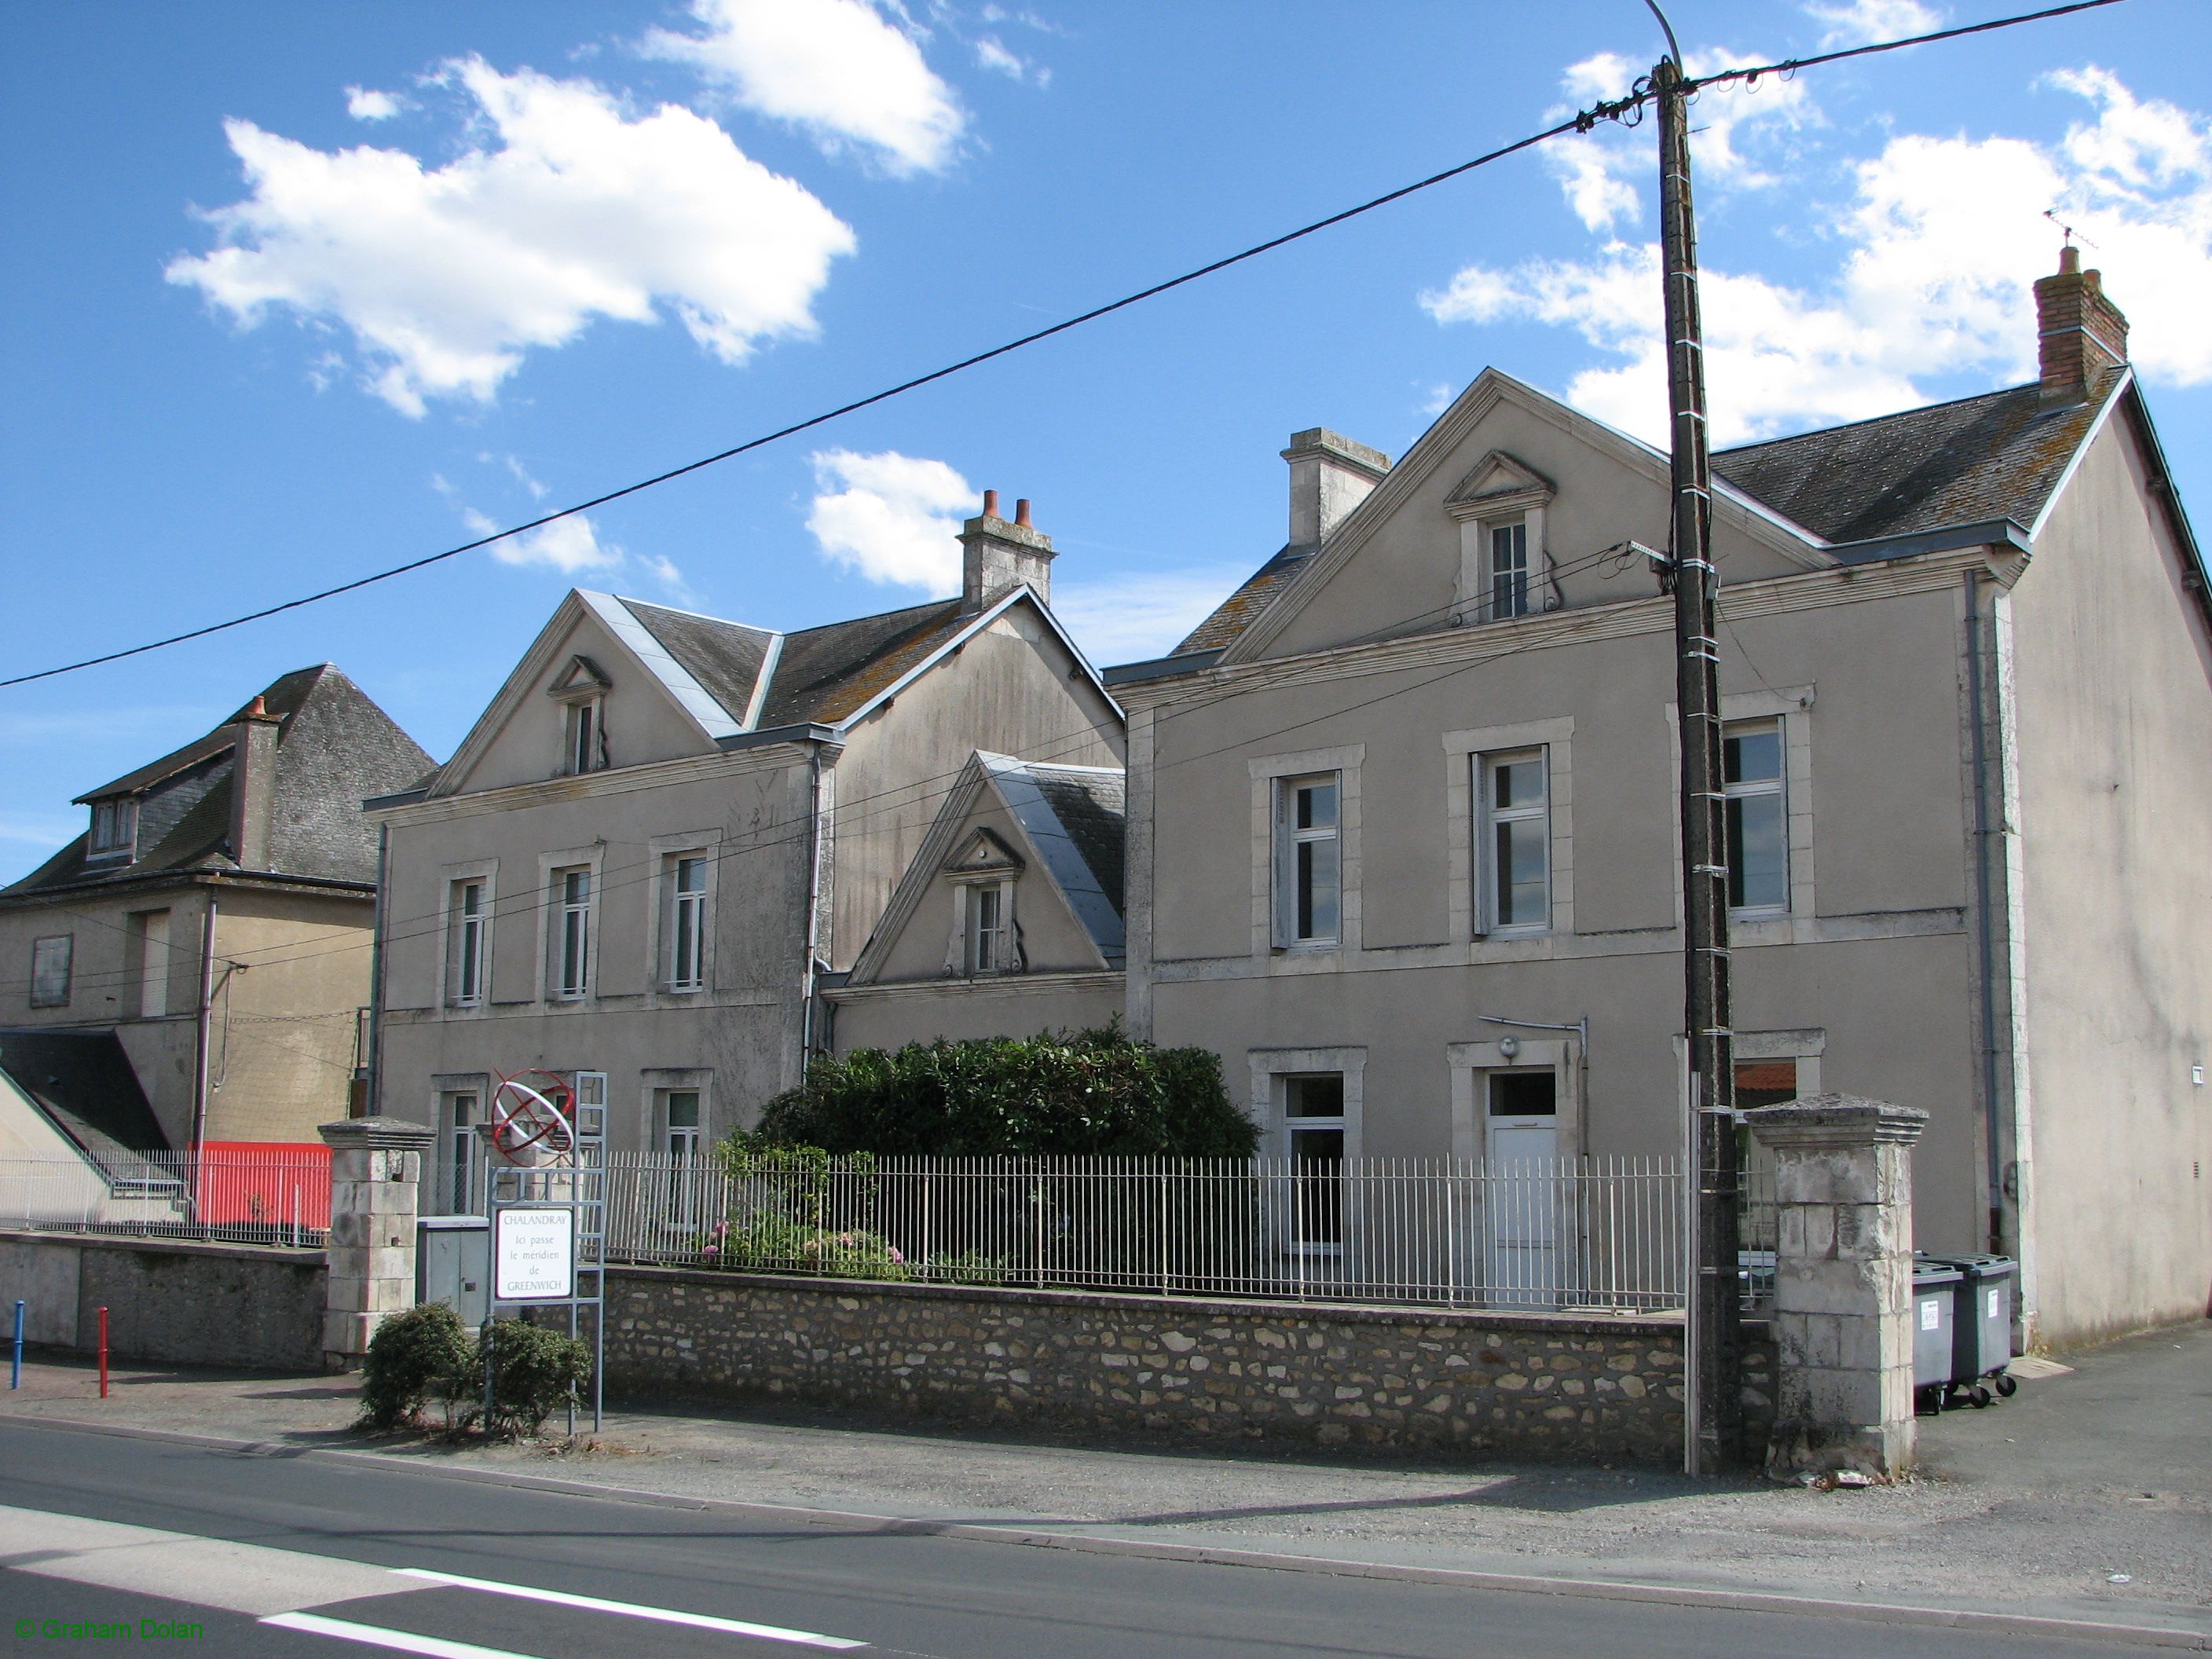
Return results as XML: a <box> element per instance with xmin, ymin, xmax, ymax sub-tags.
<box><xmin>1987</xmin><ymin>1287</ymin><xmax>2001</xmax><ymax>1319</ymax></box>
<box><xmin>495</xmin><ymin>1206</ymin><xmax>575</xmax><ymax>1301</ymax></box>
<box><xmin>1920</xmin><ymin>1298</ymin><xmax>1941</xmax><ymax>1331</ymax></box>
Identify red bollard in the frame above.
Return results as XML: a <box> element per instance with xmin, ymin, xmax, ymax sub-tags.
<box><xmin>97</xmin><ymin>1306</ymin><xmax>108</xmax><ymax>1400</ymax></box>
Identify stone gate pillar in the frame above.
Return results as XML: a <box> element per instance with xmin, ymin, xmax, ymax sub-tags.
<box><xmin>320</xmin><ymin>1116</ymin><xmax>434</xmax><ymax>1371</ymax></box>
<box><xmin>1744</xmin><ymin>1093</ymin><xmax>1928</xmax><ymax>1481</ymax></box>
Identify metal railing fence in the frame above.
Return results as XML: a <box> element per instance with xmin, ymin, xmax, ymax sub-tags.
<box><xmin>598</xmin><ymin>1152</ymin><xmax>1689</xmax><ymax>1313</ymax></box>
<box><xmin>0</xmin><ymin>1152</ymin><xmax>332</xmax><ymax>1248</ymax></box>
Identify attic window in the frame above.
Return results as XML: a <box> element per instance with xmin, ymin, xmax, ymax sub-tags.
<box><xmin>548</xmin><ymin>655</ymin><xmax>613</xmax><ymax>777</ymax></box>
<box><xmin>1445</xmin><ymin>451</ymin><xmax>1556</xmax><ymax>624</ymax></box>
<box><xmin>87</xmin><ymin>798</ymin><xmax>137</xmax><ymax>860</ymax></box>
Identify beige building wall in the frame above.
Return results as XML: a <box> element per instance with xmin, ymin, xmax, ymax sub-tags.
<box><xmin>201</xmin><ymin>888</ymin><xmax>375</xmax><ymax>1143</ymax></box>
<box><xmin>833</xmin><ymin>976</ymin><xmax>1125</xmax><ymax>1053</ymax></box>
<box><xmin>2005</xmin><ymin>413</ymin><xmax>2212</xmax><ymax>1343</ymax></box>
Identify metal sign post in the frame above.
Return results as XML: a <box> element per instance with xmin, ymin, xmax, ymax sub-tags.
<box><xmin>483</xmin><ymin>1069</ymin><xmax>606</xmax><ymax>1436</ymax></box>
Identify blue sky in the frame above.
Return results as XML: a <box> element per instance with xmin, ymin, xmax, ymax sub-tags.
<box><xmin>4</xmin><ymin>0</ymin><xmax>2209</xmax><ymax>882</ymax></box>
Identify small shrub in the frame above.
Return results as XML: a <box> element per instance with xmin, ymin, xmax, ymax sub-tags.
<box><xmin>358</xmin><ymin>1303</ymin><xmax>474</xmax><ymax>1432</ymax></box>
<box><xmin>467</xmin><ymin>1319</ymin><xmax>593</xmax><ymax>1438</ymax></box>
<box><xmin>927</xmin><ymin>1249</ymin><xmax>1009</xmax><ymax>1287</ymax></box>
<box><xmin>700</xmin><ymin>1214</ymin><xmax>910</xmax><ymax>1280</ymax></box>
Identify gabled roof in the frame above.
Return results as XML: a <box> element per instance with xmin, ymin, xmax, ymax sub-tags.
<box><xmin>5</xmin><ymin>665</ymin><xmax>430</xmax><ymax>898</ymax></box>
<box><xmin>847</xmin><ymin>751</ymin><xmax>1127</xmax><ymax>984</ymax></box>
<box><xmin>760</xmin><ymin>599</ymin><xmax>968</xmax><ymax>727</ymax></box>
<box><xmin>1710</xmin><ymin>373</ymin><xmax>2122</xmax><ymax>547</ymax></box>
<box><xmin>0</xmin><ymin>1028</ymin><xmax>173</xmax><ymax>1177</ymax></box>
<box><xmin>1175</xmin><ymin>546</ymin><xmax>1312</xmax><ymax>655</ymax></box>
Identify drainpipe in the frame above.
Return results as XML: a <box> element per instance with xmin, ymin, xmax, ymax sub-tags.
<box><xmin>797</xmin><ymin>742</ymin><xmax>828</xmax><ymax>1076</ymax></box>
<box><xmin>1964</xmin><ymin>571</ymin><xmax>2005</xmax><ymax>1254</ymax></box>
<box><xmin>189</xmin><ymin>888</ymin><xmax>221</xmax><ymax>1205</ymax></box>
<box><xmin>364</xmin><ymin>822</ymin><xmax>389</xmax><ymax>1119</ymax></box>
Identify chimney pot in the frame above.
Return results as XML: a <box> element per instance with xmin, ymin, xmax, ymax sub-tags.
<box><xmin>2059</xmin><ymin>243</ymin><xmax>2081</xmax><ymax>275</ymax></box>
<box><xmin>982</xmin><ymin>489</ymin><xmax>999</xmax><ymax>518</ymax></box>
<box><xmin>248</xmin><ymin>695</ymin><xmax>268</xmax><ymax>717</ymax></box>
<box><xmin>959</xmin><ymin>495</ymin><xmax>1055</xmax><ymax>613</ymax></box>
<box><xmin>1015</xmin><ymin>497</ymin><xmax>1032</xmax><ymax>527</ymax></box>
<box><xmin>2033</xmin><ymin>249</ymin><xmax>2128</xmax><ymax>406</ymax></box>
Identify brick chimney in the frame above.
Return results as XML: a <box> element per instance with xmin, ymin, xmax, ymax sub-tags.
<box><xmin>229</xmin><ymin>694</ymin><xmax>283</xmax><ymax>871</ymax></box>
<box><xmin>1283</xmin><ymin>429</ymin><xmax>1390</xmax><ymax>548</ymax></box>
<box><xmin>2034</xmin><ymin>245</ymin><xmax>2129</xmax><ymax>406</ymax></box>
<box><xmin>959</xmin><ymin>489</ymin><xmax>1056</xmax><ymax>613</ymax></box>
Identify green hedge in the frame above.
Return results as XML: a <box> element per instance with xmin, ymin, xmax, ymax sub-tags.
<box><xmin>753</xmin><ymin>1022</ymin><xmax>1253</xmax><ymax>1158</ymax></box>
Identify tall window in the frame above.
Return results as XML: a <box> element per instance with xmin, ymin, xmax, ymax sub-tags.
<box><xmin>1274</xmin><ymin>775</ymin><xmax>1340</xmax><ymax>947</ymax></box>
<box><xmin>1723</xmin><ymin>720</ymin><xmax>1788</xmax><ymax>914</ymax></box>
<box><xmin>1480</xmin><ymin>749</ymin><xmax>1550</xmax><ymax>933</ymax></box>
<box><xmin>29</xmin><ymin>936</ymin><xmax>71</xmax><ymax>1009</ymax></box>
<box><xmin>661</xmin><ymin>1089</ymin><xmax>702</xmax><ymax>1226</ymax></box>
<box><xmin>134</xmin><ymin>909</ymin><xmax>171</xmax><ymax>1017</ymax></box>
<box><xmin>553</xmin><ymin>867</ymin><xmax>591</xmax><ymax>999</ymax></box>
<box><xmin>1489</xmin><ymin>521</ymin><xmax>1531</xmax><ymax>619</ymax></box>
<box><xmin>444</xmin><ymin>1091</ymin><xmax>481</xmax><ymax>1214</ymax></box>
<box><xmin>449</xmin><ymin>881</ymin><xmax>486</xmax><ymax>1006</ymax></box>
<box><xmin>1284</xmin><ymin>1074</ymin><xmax>1346</xmax><ymax>1250</ymax></box>
<box><xmin>88</xmin><ymin>798</ymin><xmax>137</xmax><ymax>859</ymax></box>
<box><xmin>965</xmin><ymin>882</ymin><xmax>1014</xmax><ymax>974</ymax></box>
<box><xmin>563</xmin><ymin>698</ymin><xmax>603</xmax><ymax>776</ymax></box>
<box><xmin>668</xmin><ymin>856</ymin><xmax>707</xmax><ymax>991</ymax></box>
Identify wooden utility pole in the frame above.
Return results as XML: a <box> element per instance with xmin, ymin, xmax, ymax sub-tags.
<box><xmin>1656</xmin><ymin>52</ymin><xmax>1741</xmax><ymax>1476</ymax></box>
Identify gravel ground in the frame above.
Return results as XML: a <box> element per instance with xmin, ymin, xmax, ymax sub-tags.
<box><xmin>2</xmin><ymin>1319</ymin><xmax>2205</xmax><ymax>1632</ymax></box>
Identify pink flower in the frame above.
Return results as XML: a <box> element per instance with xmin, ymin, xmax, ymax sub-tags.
<box><xmin>888</xmin><ymin>1248</ymin><xmax>904</xmax><ymax>1264</ymax></box>
<box><xmin>702</xmin><ymin>1245</ymin><xmax>719</xmax><ymax>1257</ymax></box>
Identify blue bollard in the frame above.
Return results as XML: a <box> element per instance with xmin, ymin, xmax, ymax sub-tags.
<box><xmin>11</xmin><ymin>1299</ymin><xmax>21</xmax><ymax>1390</ymax></box>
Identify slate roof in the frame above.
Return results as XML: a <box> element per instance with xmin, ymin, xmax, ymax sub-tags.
<box><xmin>1174</xmin><ymin>545</ymin><xmax>1312</xmax><ymax>655</ymax></box>
<box><xmin>1710</xmin><ymin>375</ymin><xmax>2118</xmax><ymax>546</ymax></box>
<box><xmin>758</xmin><ymin>599</ymin><xmax>970</xmax><ymax>727</ymax></box>
<box><xmin>982</xmin><ymin>756</ymin><xmax>1126</xmax><ymax>963</ymax></box>
<box><xmin>0</xmin><ymin>1028</ymin><xmax>174</xmax><ymax>1172</ymax></box>
<box><xmin>620</xmin><ymin>601</ymin><xmax>775</xmax><ymax>728</ymax></box>
<box><xmin>2</xmin><ymin>665</ymin><xmax>431</xmax><ymax>899</ymax></box>
<box><xmin>1168</xmin><ymin>374</ymin><xmax>2122</xmax><ymax>659</ymax></box>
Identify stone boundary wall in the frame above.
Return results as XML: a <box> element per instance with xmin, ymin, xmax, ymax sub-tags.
<box><xmin>604</xmin><ymin>1266</ymin><xmax>1775</xmax><ymax>1463</ymax></box>
<box><xmin>0</xmin><ymin>1231</ymin><xmax>325</xmax><ymax>1372</ymax></box>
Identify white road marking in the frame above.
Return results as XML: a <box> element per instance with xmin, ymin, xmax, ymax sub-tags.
<box><xmin>0</xmin><ymin>1503</ymin><xmax>416</xmax><ymax>1616</ymax></box>
<box><xmin>395</xmin><ymin>1566</ymin><xmax>869</xmax><ymax>1650</ymax></box>
<box><xmin>262</xmin><ymin>1612</ymin><xmax>546</xmax><ymax>1659</ymax></box>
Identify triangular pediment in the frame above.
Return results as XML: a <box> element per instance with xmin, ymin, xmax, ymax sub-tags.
<box><xmin>946</xmin><ymin>827</ymin><xmax>1023</xmax><ymax>876</ymax></box>
<box><xmin>1444</xmin><ymin>450</ymin><xmax>1555</xmax><ymax>519</ymax></box>
<box><xmin>548</xmin><ymin>654</ymin><xmax>613</xmax><ymax>698</ymax></box>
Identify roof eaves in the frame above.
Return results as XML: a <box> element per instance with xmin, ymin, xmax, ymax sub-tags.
<box><xmin>1102</xmin><ymin>649</ymin><xmax>1223</xmax><ymax>686</ymax></box>
<box><xmin>1823</xmin><ymin>518</ymin><xmax>2033</xmax><ymax>567</ymax></box>
<box><xmin>714</xmin><ymin>722</ymin><xmax>843</xmax><ymax>754</ymax></box>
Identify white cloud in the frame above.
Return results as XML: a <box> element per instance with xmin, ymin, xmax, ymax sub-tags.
<box><xmin>1804</xmin><ymin>0</ymin><xmax>1943</xmax><ymax>49</ymax></box>
<box><xmin>805</xmin><ymin>449</ymin><xmax>974</xmax><ymax>588</ymax></box>
<box><xmin>463</xmin><ymin>508</ymin><xmax>624</xmax><ymax>574</ymax></box>
<box><xmin>345</xmin><ymin>86</ymin><xmax>406</xmax><ymax>121</ymax></box>
<box><xmin>974</xmin><ymin>36</ymin><xmax>1046</xmax><ymax>86</ymax></box>
<box><xmin>167</xmin><ymin>57</ymin><xmax>855</xmax><ymax>416</ymax></box>
<box><xmin>1054</xmin><ymin>567</ymin><xmax>1253</xmax><ymax>666</ymax></box>
<box><xmin>1423</xmin><ymin>67</ymin><xmax>2212</xmax><ymax>445</ymax></box>
<box><xmin>643</xmin><ymin>0</ymin><xmax>965</xmax><ymax>174</ymax></box>
<box><xmin>483</xmin><ymin>452</ymin><xmax>550</xmax><ymax>499</ymax></box>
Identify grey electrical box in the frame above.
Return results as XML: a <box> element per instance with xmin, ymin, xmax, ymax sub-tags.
<box><xmin>417</xmin><ymin>1214</ymin><xmax>490</xmax><ymax>1328</ymax></box>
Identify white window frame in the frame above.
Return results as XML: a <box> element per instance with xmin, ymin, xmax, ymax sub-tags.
<box><xmin>1488</xmin><ymin>518</ymin><xmax>1533</xmax><ymax>621</ymax></box>
<box><xmin>1248</xmin><ymin>1047</ymin><xmax>1366</xmax><ymax>1261</ymax></box>
<box><xmin>1478</xmin><ymin>747</ymin><xmax>1551</xmax><ymax>936</ymax></box>
<box><xmin>438</xmin><ymin>1085</ymin><xmax>485</xmax><ymax>1215</ymax></box>
<box><xmin>1448</xmin><ymin>1035</ymin><xmax>1584</xmax><ymax>1161</ymax></box>
<box><xmin>1723</xmin><ymin>716</ymin><xmax>1789</xmax><ymax>919</ymax></box>
<box><xmin>1664</xmin><ymin>688</ymin><xmax>1815</xmax><ymax>944</ymax></box>
<box><xmin>562</xmin><ymin>695</ymin><xmax>605</xmax><ymax>777</ymax></box>
<box><xmin>446</xmin><ymin>876</ymin><xmax>490</xmax><ymax>1008</ymax></box>
<box><xmin>962</xmin><ymin>877</ymin><xmax>1018</xmax><ymax>975</ymax></box>
<box><xmin>87</xmin><ymin>798</ymin><xmax>137</xmax><ymax>861</ymax></box>
<box><xmin>668</xmin><ymin>855</ymin><xmax>709</xmax><ymax>991</ymax></box>
<box><xmin>1251</xmin><ymin>746</ymin><xmax>1362</xmax><ymax>963</ymax></box>
<box><xmin>29</xmin><ymin>936</ymin><xmax>71</xmax><ymax>1009</ymax></box>
<box><xmin>1274</xmin><ymin>774</ymin><xmax>1342</xmax><ymax>950</ymax></box>
<box><xmin>541</xmin><ymin>855</ymin><xmax>599</xmax><ymax>1003</ymax></box>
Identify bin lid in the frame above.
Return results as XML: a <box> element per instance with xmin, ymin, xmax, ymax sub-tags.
<box><xmin>1911</xmin><ymin>1264</ymin><xmax>1963</xmax><ymax>1286</ymax></box>
<box><xmin>1918</xmin><ymin>1251</ymin><xmax>2017</xmax><ymax>1276</ymax></box>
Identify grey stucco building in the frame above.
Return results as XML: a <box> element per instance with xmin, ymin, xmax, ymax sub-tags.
<box><xmin>368</xmin><ymin>500</ymin><xmax>1125</xmax><ymax>1205</ymax></box>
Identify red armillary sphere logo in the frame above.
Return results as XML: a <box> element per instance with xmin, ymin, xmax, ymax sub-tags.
<box><xmin>489</xmin><ymin>1069</ymin><xmax>576</xmax><ymax>1164</ymax></box>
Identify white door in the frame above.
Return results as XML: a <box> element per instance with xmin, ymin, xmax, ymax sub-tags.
<box><xmin>1484</xmin><ymin>1071</ymin><xmax>1558</xmax><ymax>1306</ymax></box>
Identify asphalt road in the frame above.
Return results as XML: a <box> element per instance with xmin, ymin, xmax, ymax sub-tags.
<box><xmin>0</xmin><ymin>1418</ymin><xmax>2193</xmax><ymax>1659</ymax></box>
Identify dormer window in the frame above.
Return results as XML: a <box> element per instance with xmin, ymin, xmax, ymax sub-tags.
<box><xmin>943</xmin><ymin>830</ymin><xmax>1024</xmax><ymax>976</ymax></box>
<box><xmin>1445</xmin><ymin>451</ymin><xmax>1556</xmax><ymax>624</ymax></box>
<box><xmin>88</xmin><ymin>798</ymin><xmax>137</xmax><ymax>860</ymax></box>
<box><xmin>548</xmin><ymin>654</ymin><xmax>613</xmax><ymax>777</ymax></box>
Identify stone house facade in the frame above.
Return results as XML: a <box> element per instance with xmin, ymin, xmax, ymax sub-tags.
<box><xmin>368</xmin><ymin>501</ymin><xmax>1125</xmax><ymax>1203</ymax></box>
<box><xmin>0</xmin><ymin>665</ymin><xmax>431</xmax><ymax>1156</ymax></box>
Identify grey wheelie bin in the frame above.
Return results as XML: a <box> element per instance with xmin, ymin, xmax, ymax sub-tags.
<box><xmin>1925</xmin><ymin>1252</ymin><xmax>2020</xmax><ymax>1405</ymax></box>
<box><xmin>1910</xmin><ymin>1260</ymin><xmax>1961</xmax><ymax>1414</ymax></box>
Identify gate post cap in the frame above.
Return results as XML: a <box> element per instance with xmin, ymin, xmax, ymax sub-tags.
<box><xmin>320</xmin><ymin>1117</ymin><xmax>436</xmax><ymax>1152</ymax></box>
<box><xmin>1743</xmin><ymin>1093</ymin><xmax>1927</xmax><ymax>1148</ymax></box>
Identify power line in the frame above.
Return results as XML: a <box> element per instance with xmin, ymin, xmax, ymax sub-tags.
<box><xmin>1683</xmin><ymin>0</ymin><xmax>2125</xmax><ymax>95</ymax></box>
<box><xmin>0</xmin><ymin>101</ymin><xmax>1646</xmax><ymax>691</ymax></box>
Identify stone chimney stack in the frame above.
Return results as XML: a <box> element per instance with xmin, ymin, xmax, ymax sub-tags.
<box><xmin>229</xmin><ymin>694</ymin><xmax>283</xmax><ymax>871</ymax></box>
<box><xmin>959</xmin><ymin>491</ymin><xmax>1056</xmax><ymax>613</ymax></box>
<box><xmin>1283</xmin><ymin>429</ymin><xmax>1390</xmax><ymax>548</ymax></box>
<box><xmin>2034</xmin><ymin>244</ymin><xmax>2129</xmax><ymax>406</ymax></box>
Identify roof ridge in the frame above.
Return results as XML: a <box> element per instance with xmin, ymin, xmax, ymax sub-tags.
<box><xmin>1715</xmin><ymin>383</ymin><xmax>2035</xmax><ymax>456</ymax></box>
<box><xmin>618</xmin><ymin>595</ymin><xmax>777</xmax><ymax>636</ymax></box>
